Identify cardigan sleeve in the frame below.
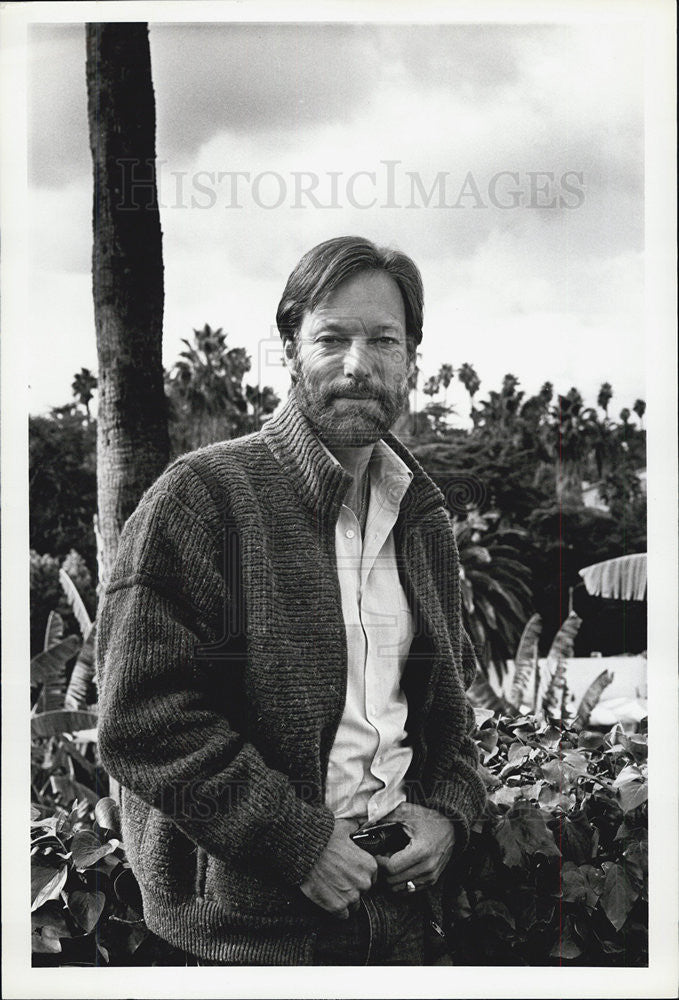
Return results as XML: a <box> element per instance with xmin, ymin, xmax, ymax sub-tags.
<box><xmin>96</xmin><ymin>462</ymin><xmax>335</xmax><ymax>887</ymax></box>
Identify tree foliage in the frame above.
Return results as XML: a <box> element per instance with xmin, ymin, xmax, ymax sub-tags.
<box><xmin>411</xmin><ymin>369</ymin><xmax>646</xmax><ymax>666</ymax></box>
<box><xmin>164</xmin><ymin>324</ymin><xmax>279</xmax><ymax>455</ymax></box>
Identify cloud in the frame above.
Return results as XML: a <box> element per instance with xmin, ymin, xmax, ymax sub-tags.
<box><xmin>150</xmin><ymin>23</ymin><xmax>383</xmax><ymax>155</ymax></box>
<box><xmin>28</xmin><ymin>24</ymin><xmax>89</xmax><ymax>187</ymax></box>
<box><xmin>25</xmin><ymin>20</ymin><xmax>646</xmax><ymax>416</ymax></box>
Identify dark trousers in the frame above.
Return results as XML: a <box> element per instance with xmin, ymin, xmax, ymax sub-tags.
<box><xmin>312</xmin><ymin>886</ymin><xmax>427</xmax><ymax>965</ymax></box>
<box><xmin>183</xmin><ymin>887</ymin><xmax>453</xmax><ymax>966</ymax></box>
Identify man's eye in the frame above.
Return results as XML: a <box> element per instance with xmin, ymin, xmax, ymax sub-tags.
<box><xmin>318</xmin><ymin>336</ymin><xmax>341</xmax><ymax>345</ymax></box>
<box><xmin>377</xmin><ymin>336</ymin><xmax>399</xmax><ymax>345</ymax></box>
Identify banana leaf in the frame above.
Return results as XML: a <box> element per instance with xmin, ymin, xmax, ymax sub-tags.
<box><xmin>573</xmin><ymin>670</ymin><xmax>614</xmax><ymax>731</ymax></box>
<box><xmin>540</xmin><ymin>612</ymin><xmax>582</xmax><ymax>722</ymax></box>
<box><xmin>65</xmin><ymin>624</ymin><xmax>97</xmax><ymax>711</ymax></box>
<box><xmin>31</xmin><ymin>710</ymin><xmax>98</xmax><ymax>740</ymax></box>
<box><xmin>59</xmin><ymin>569</ymin><xmax>93</xmax><ymax>637</ymax></box>
<box><xmin>509</xmin><ymin>613</ymin><xmax>542</xmax><ymax>709</ymax></box>
<box><xmin>44</xmin><ymin>611</ymin><xmax>65</xmax><ymax>651</ymax></box>
<box><xmin>31</xmin><ymin>636</ymin><xmax>81</xmax><ymax>687</ymax></box>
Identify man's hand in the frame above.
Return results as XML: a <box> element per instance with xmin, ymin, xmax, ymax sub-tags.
<box><xmin>299</xmin><ymin>818</ymin><xmax>378</xmax><ymax>919</ymax></box>
<box><xmin>374</xmin><ymin>803</ymin><xmax>456</xmax><ymax>893</ymax></box>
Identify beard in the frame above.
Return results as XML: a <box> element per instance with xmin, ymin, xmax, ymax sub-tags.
<box><xmin>291</xmin><ymin>363</ymin><xmax>410</xmax><ymax>448</ymax></box>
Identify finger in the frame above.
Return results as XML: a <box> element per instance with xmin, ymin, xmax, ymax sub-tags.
<box><xmin>384</xmin><ymin>858</ymin><xmax>436</xmax><ymax>887</ymax></box>
<box><xmin>380</xmin><ymin>843</ymin><xmax>427</xmax><ymax>876</ymax></box>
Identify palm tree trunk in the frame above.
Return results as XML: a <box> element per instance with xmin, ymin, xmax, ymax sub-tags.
<box><xmin>86</xmin><ymin>23</ymin><xmax>169</xmax><ymax>584</ymax></box>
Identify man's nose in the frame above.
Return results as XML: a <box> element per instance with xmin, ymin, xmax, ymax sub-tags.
<box><xmin>342</xmin><ymin>340</ymin><xmax>371</xmax><ymax>378</ymax></box>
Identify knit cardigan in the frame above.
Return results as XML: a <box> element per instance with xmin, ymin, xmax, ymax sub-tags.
<box><xmin>96</xmin><ymin>393</ymin><xmax>487</xmax><ymax>964</ymax></box>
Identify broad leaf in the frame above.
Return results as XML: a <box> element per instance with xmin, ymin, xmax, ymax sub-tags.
<box><xmin>67</xmin><ymin>889</ymin><xmax>106</xmax><ymax>933</ymax></box>
<box><xmin>534</xmin><ymin>725</ymin><xmax>563</xmax><ymax>750</ymax></box>
<box><xmin>494</xmin><ymin>801</ymin><xmax>561</xmax><ymax>868</ymax></box>
<box><xmin>474</xmin><ymin>899</ymin><xmax>516</xmax><ymax>928</ymax></box>
<box><xmin>30</xmin><ymin>637</ymin><xmax>81</xmax><ymax>686</ymax></box>
<box><xmin>31</xmin><ymin>863</ymin><xmax>68</xmax><ymax>911</ymax></box>
<box><xmin>613</xmin><ymin>764</ymin><xmax>648</xmax><ymax>813</ymax></box>
<box><xmin>490</xmin><ymin>785</ymin><xmax>523</xmax><ymax>808</ymax></box>
<box><xmin>71</xmin><ymin>830</ymin><xmax>117</xmax><ymax>869</ymax></box>
<box><xmin>578</xmin><ymin>730</ymin><xmax>605</xmax><ymax>751</ymax></box>
<box><xmin>31</xmin><ymin>710</ymin><xmax>98</xmax><ymax>739</ymax></box>
<box><xmin>561</xmin><ymin>863</ymin><xmax>587</xmax><ymax>903</ymax></box>
<box><xmin>580</xmin><ymin>864</ymin><xmax>606</xmax><ymax>907</ymax></box>
<box><xmin>49</xmin><ymin>775</ymin><xmax>100</xmax><ymax>808</ymax></box>
<box><xmin>600</xmin><ymin>862</ymin><xmax>639</xmax><ymax>930</ymax></box>
<box><xmin>559</xmin><ymin>810</ymin><xmax>593</xmax><ymax>864</ymax></box>
<box><xmin>537</xmin><ymin>784</ymin><xmax>573</xmax><ymax>812</ymax></box>
<box><xmin>114</xmin><ymin>867</ymin><xmax>144</xmax><ymax>915</ymax></box>
<box><xmin>473</xmin><ymin>707</ymin><xmax>496</xmax><ymax>729</ymax></box>
<box><xmin>94</xmin><ymin>796</ymin><xmax>121</xmax><ymax>834</ymax></box>
<box><xmin>508</xmin><ymin>743</ymin><xmax>531</xmax><ymax>764</ymax></box>
<box><xmin>549</xmin><ymin>915</ymin><xmax>582</xmax><ymax>959</ymax></box>
<box><xmin>31</xmin><ymin>901</ymin><xmax>70</xmax><ymax>936</ymax></box>
<box><xmin>31</xmin><ymin>927</ymin><xmax>62</xmax><ymax>954</ymax></box>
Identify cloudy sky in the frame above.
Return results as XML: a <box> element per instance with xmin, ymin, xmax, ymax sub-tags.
<box><xmin>27</xmin><ymin>18</ymin><xmax>645</xmax><ymax>420</ymax></box>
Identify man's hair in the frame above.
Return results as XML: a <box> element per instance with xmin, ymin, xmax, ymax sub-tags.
<box><xmin>276</xmin><ymin>236</ymin><xmax>424</xmax><ymax>354</ymax></box>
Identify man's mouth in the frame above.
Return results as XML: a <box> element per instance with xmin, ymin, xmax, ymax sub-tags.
<box><xmin>332</xmin><ymin>391</ymin><xmax>378</xmax><ymax>401</ymax></box>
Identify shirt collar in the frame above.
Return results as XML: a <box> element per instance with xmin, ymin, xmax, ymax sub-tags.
<box><xmin>261</xmin><ymin>390</ymin><xmax>444</xmax><ymax>524</ymax></box>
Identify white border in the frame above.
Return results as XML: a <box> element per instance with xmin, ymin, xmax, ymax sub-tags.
<box><xmin>2</xmin><ymin>2</ymin><xmax>676</xmax><ymax>998</ymax></box>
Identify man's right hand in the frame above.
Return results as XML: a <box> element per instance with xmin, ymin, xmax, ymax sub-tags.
<box><xmin>299</xmin><ymin>818</ymin><xmax>378</xmax><ymax>920</ymax></box>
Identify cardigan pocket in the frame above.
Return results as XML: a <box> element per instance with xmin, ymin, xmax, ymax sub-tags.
<box><xmin>202</xmin><ymin>853</ymin><xmax>311</xmax><ymax>924</ymax></box>
<box><xmin>135</xmin><ymin>804</ymin><xmax>201</xmax><ymax>899</ymax></box>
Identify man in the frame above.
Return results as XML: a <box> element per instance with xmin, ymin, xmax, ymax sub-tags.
<box><xmin>97</xmin><ymin>235</ymin><xmax>486</xmax><ymax>966</ymax></box>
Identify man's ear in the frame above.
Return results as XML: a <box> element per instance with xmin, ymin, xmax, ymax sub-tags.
<box><xmin>282</xmin><ymin>337</ymin><xmax>298</xmax><ymax>380</ymax></box>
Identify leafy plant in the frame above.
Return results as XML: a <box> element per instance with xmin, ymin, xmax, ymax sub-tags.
<box><xmin>444</xmin><ymin>714</ymin><xmax>648</xmax><ymax>965</ymax></box>
<box><xmin>31</xmin><ymin>796</ymin><xmax>153</xmax><ymax>965</ymax></box>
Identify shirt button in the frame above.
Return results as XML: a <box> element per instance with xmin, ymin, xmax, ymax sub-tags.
<box><xmin>345</xmin><ymin>528</ymin><xmax>355</xmax><ymax>539</ymax></box>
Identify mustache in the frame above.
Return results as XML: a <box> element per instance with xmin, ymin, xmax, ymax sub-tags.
<box><xmin>327</xmin><ymin>381</ymin><xmax>384</xmax><ymax>400</ymax></box>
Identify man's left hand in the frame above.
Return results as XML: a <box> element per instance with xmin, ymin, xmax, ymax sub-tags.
<box><xmin>373</xmin><ymin>802</ymin><xmax>456</xmax><ymax>893</ymax></box>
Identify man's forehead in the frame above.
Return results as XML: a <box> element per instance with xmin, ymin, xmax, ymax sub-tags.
<box><xmin>304</xmin><ymin>314</ymin><xmax>404</xmax><ymax>334</ymax></box>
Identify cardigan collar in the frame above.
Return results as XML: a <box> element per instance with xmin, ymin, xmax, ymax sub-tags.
<box><xmin>260</xmin><ymin>390</ymin><xmax>446</xmax><ymax>525</ymax></box>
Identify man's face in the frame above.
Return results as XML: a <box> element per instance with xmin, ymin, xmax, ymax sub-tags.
<box><xmin>285</xmin><ymin>269</ymin><xmax>414</xmax><ymax>447</ymax></box>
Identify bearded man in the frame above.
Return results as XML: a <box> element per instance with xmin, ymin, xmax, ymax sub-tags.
<box><xmin>97</xmin><ymin>235</ymin><xmax>486</xmax><ymax>966</ymax></box>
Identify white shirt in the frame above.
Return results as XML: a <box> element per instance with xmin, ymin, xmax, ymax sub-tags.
<box><xmin>321</xmin><ymin>438</ymin><xmax>415</xmax><ymax>823</ymax></box>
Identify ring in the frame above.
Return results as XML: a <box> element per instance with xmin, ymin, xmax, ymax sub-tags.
<box><xmin>405</xmin><ymin>880</ymin><xmax>417</xmax><ymax>893</ymax></box>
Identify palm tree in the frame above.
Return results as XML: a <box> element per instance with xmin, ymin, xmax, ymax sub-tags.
<box><xmin>422</xmin><ymin>374</ymin><xmax>440</xmax><ymax>399</ymax></box>
<box><xmin>597</xmin><ymin>382</ymin><xmax>613</xmax><ymax>416</ymax></box>
<box><xmin>438</xmin><ymin>363</ymin><xmax>454</xmax><ymax>406</ymax></box>
<box><xmin>86</xmin><ymin>23</ymin><xmax>170</xmax><ymax>583</ymax></box>
<box><xmin>457</xmin><ymin>362</ymin><xmax>481</xmax><ymax>424</ymax></box>
<box><xmin>552</xmin><ymin>388</ymin><xmax>590</xmax><ymax>504</ymax></box>
<box><xmin>71</xmin><ymin>368</ymin><xmax>98</xmax><ymax>419</ymax></box>
<box><xmin>165</xmin><ymin>324</ymin><xmax>279</xmax><ymax>452</ymax></box>
<box><xmin>633</xmin><ymin>399</ymin><xmax>646</xmax><ymax>428</ymax></box>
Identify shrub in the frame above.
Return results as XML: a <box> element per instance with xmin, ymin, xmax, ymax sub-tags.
<box><xmin>444</xmin><ymin>713</ymin><xmax>648</xmax><ymax>965</ymax></box>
